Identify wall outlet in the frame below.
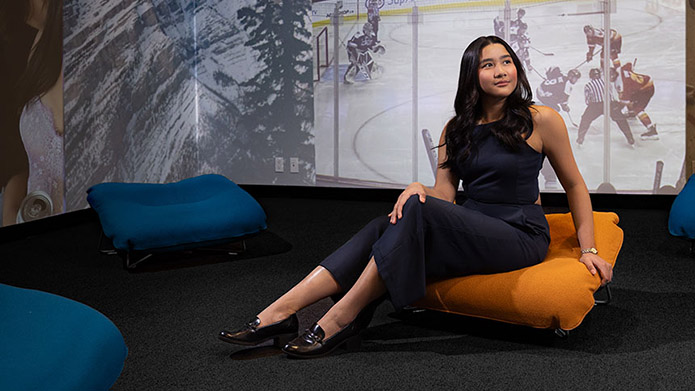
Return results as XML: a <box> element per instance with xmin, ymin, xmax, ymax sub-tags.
<box><xmin>289</xmin><ymin>157</ymin><xmax>299</xmax><ymax>173</ymax></box>
<box><xmin>275</xmin><ymin>157</ymin><xmax>284</xmax><ymax>173</ymax></box>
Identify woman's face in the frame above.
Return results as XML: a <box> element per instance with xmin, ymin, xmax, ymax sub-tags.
<box><xmin>477</xmin><ymin>43</ymin><xmax>518</xmax><ymax>101</ymax></box>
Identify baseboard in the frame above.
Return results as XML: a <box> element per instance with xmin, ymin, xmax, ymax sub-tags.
<box><xmin>241</xmin><ymin>184</ymin><xmax>676</xmax><ymax>210</ymax></box>
<box><xmin>0</xmin><ymin>208</ymin><xmax>98</xmax><ymax>243</ymax></box>
<box><xmin>0</xmin><ymin>187</ymin><xmax>675</xmax><ymax>242</ymax></box>
<box><xmin>540</xmin><ymin>192</ymin><xmax>676</xmax><ymax>210</ymax></box>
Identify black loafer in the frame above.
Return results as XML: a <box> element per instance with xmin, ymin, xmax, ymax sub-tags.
<box><xmin>281</xmin><ymin>322</ymin><xmax>361</xmax><ymax>359</ymax></box>
<box><xmin>219</xmin><ymin>314</ymin><xmax>299</xmax><ymax>347</ymax></box>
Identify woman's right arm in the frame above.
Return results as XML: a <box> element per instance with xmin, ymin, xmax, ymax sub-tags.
<box><xmin>389</xmin><ymin>126</ymin><xmax>459</xmax><ymax>224</ymax></box>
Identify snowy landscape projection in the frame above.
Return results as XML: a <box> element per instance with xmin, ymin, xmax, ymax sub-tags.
<box><xmin>63</xmin><ymin>0</ymin><xmax>314</xmax><ymax>210</ymax></box>
<box><xmin>312</xmin><ymin>0</ymin><xmax>686</xmax><ymax>193</ymax></box>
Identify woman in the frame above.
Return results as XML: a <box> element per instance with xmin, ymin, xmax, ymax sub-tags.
<box><xmin>1</xmin><ymin>0</ymin><xmax>64</xmax><ymax>226</ymax></box>
<box><xmin>219</xmin><ymin>36</ymin><xmax>613</xmax><ymax>359</ymax></box>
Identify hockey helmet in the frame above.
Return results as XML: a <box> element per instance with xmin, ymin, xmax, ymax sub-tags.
<box><xmin>567</xmin><ymin>68</ymin><xmax>581</xmax><ymax>82</ymax></box>
<box><xmin>517</xmin><ymin>8</ymin><xmax>526</xmax><ymax>18</ymax></box>
<box><xmin>545</xmin><ymin>66</ymin><xmax>561</xmax><ymax>79</ymax></box>
<box><xmin>589</xmin><ymin>68</ymin><xmax>601</xmax><ymax>80</ymax></box>
<box><xmin>583</xmin><ymin>25</ymin><xmax>594</xmax><ymax>35</ymax></box>
<box><xmin>363</xmin><ymin>22</ymin><xmax>374</xmax><ymax>35</ymax></box>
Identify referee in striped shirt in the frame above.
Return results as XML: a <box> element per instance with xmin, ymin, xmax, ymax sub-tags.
<box><xmin>576</xmin><ymin>68</ymin><xmax>634</xmax><ymax>145</ymax></box>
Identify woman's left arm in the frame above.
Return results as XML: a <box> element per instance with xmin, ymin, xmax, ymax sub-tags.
<box><xmin>534</xmin><ymin>106</ymin><xmax>613</xmax><ymax>286</ymax></box>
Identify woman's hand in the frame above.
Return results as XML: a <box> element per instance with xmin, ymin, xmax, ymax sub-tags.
<box><xmin>388</xmin><ymin>182</ymin><xmax>428</xmax><ymax>224</ymax></box>
<box><xmin>579</xmin><ymin>253</ymin><xmax>613</xmax><ymax>286</ymax></box>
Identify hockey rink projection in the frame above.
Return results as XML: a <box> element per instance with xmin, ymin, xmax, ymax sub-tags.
<box><xmin>312</xmin><ymin>0</ymin><xmax>685</xmax><ymax>193</ymax></box>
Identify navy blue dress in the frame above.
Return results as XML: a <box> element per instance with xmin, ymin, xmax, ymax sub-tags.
<box><xmin>320</xmin><ymin>122</ymin><xmax>550</xmax><ymax>309</ymax></box>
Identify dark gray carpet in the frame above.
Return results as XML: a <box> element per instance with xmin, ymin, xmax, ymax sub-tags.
<box><xmin>1</xmin><ymin>197</ymin><xmax>695</xmax><ymax>390</ymax></box>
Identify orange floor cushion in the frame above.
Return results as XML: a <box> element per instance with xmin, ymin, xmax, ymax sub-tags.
<box><xmin>415</xmin><ymin>211</ymin><xmax>623</xmax><ymax>331</ymax></box>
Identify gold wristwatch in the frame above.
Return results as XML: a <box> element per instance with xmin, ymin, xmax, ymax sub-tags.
<box><xmin>581</xmin><ymin>247</ymin><xmax>598</xmax><ymax>255</ymax></box>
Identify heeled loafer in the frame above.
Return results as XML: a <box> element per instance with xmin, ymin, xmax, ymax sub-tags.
<box><xmin>282</xmin><ymin>322</ymin><xmax>362</xmax><ymax>359</ymax></box>
<box><xmin>219</xmin><ymin>314</ymin><xmax>299</xmax><ymax>347</ymax></box>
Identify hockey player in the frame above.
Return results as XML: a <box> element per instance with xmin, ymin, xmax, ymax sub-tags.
<box><xmin>612</xmin><ymin>63</ymin><xmax>659</xmax><ymax>140</ymax></box>
<box><xmin>536</xmin><ymin>67</ymin><xmax>581</xmax><ymax>112</ymax></box>
<box><xmin>367</xmin><ymin>0</ymin><xmax>381</xmax><ymax>41</ymax></box>
<box><xmin>583</xmin><ymin>25</ymin><xmax>622</xmax><ymax>69</ymax></box>
<box><xmin>494</xmin><ymin>9</ymin><xmax>531</xmax><ymax>71</ymax></box>
<box><xmin>493</xmin><ymin>15</ymin><xmax>504</xmax><ymax>38</ymax></box>
<box><xmin>510</xmin><ymin>22</ymin><xmax>531</xmax><ymax>71</ymax></box>
<box><xmin>344</xmin><ymin>23</ymin><xmax>378</xmax><ymax>84</ymax></box>
<box><xmin>346</xmin><ymin>22</ymin><xmax>377</xmax><ymax>65</ymax></box>
<box><xmin>516</xmin><ymin>9</ymin><xmax>527</xmax><ymax>23</ymax></box>
<box><xmin>493</xmin><ymin>8</ymin><xmax>526</xmax><ymax>39</ymax></box>
<box><xmin>537</xmin><ymin>67</ymin><xmax>580</xmax><ymax>189</ymax></box>
<box><xmin>576</xmin><ymin>68</ymin><xmax>634</xmax><ymax>146</ymax></box>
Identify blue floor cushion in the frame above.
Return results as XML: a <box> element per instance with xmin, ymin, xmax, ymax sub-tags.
<box><xmin>0</xmin><ymin>283</ymin><xmax>127</xmax><ymax>390</ymax></box>
<box><xmin>669</xmin><ymin>173</ymin><xmax>695</xmax><ymax>240</ymax></box>
<box><xmin>86</xmin><ymin>174</ymin><xmax>267</xmax><ymax>253</ymax></box>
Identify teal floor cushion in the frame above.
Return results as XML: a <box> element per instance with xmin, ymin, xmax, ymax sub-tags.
<box><xmin>87</xmin><ymin>174</ymin><xmax>267</xmax><ymax>268</ymax></box>
<box><xmin>668</xmin><ymin>174</ymin><xmax>695</xmax><ymax>252</ymax></box>
<box><xmin>0</xmin><ymin>283</ymin><xmax>127</xmax><ymax>390</ymax></box>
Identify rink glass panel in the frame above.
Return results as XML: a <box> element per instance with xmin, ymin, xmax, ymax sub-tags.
<box><xmin>311</xmin><ymin>0</ymin><xmax>686</xmax><ymax>193</ymax></box>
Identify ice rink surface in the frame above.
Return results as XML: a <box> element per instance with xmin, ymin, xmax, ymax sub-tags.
<box><xmin>313</xmin><ymin>0</ymin><xmax>685</xmax><ymax>193</ymax></box>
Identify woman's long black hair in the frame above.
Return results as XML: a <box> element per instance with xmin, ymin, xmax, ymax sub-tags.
<box><xmin>14</xmin><ymin>0</ymin><xmax>63</xmax><ymax>114</ymax></box>
<box><xmin>439</xmin><ymin>35</ymin><xmax>534</xmax><ymax>178</ymax></box>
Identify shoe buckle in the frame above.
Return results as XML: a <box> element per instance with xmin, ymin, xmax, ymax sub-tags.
<box><xmin>303</xmin><ymin>324</ymin><xmax>325</xmax><ymax>344</ymax></box>
<box><xmin>246</xmin><ymin>317</ymin><xmax>261</xmax><ymax>331</ymax></box>
<box><xmin>303</xmin><ymin>331</ymin><xmax>320</xmax><ymax>344</ymax></box>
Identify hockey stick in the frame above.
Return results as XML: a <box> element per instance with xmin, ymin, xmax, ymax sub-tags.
<box><xmin>573</xmin><ymin>59</ymin><xmax>589</xmax><ymax>70</ymax></box>
<box><xmin>558</xmin><ymin>11</ymin><xmax>603</xmax><ymax>16</ymax></box>
<box><xmin>652</xmin><ymin>160</ymin><xmax>664</xmax><ymax>194</ymax></box>
<box><xmin>564</xmin><ymin>109</ymin><xmax>579</xmax><ymax>128</ymax></box>
<box><xmin>575</xmin><ymin>48</ymin><xmax>603</xmax><ymax>69</ymax></box>
<box><xmin>531</xmin><ymin>67</ymin><xmax>546</xmax><ymax>80</ymax></box>
<box><xmin>421</xmin><ymin>129</ymin><xmax>438</xmax><ymax>178</ymax></box>
<box><xmin>530</xmin><ymin>46</ymin><xmax>554</xmax><ymax>56</ymax></box>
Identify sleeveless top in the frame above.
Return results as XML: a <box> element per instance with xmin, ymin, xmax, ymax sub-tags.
<box><xmin>458</xmin><ymin>122</ymin><xmax>549</xmax><ymax>238</ymax></box>
<box><xmin>19</xmin><ymin>99</ymin><xmax>65</xmax><ymax>214</ymax></box>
